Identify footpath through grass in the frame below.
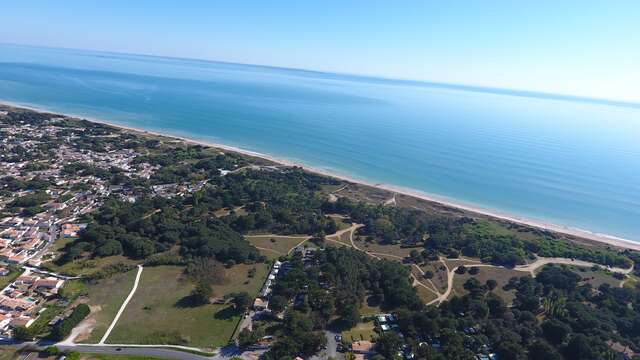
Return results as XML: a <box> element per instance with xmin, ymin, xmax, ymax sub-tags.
<box><xmin>76</xmin><ymin>269</ymin><xmax>139</xmax><ymax>343</ymax></box>
<box><xmin>246</xmin><ymin>235</ymin><xmax>308</xmax><ymax>258</ymax></box>
<box><xmin>107</xmin><ymin>264</ymin><xmax>268</xmax><ymax>349</ymax></box>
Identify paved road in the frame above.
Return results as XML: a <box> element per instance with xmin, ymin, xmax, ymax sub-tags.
<box><xmin>237</xmin><ymin>310</ymin><xmax>254</xmax><ymax>334</ymax></box>
<box><xmin>324</xmin><ymin>330</ymin><xmax>339</xmax><ymax>359</ymax></box>
<box><xmin>58</xmin><ymin>345</ymin><xmax>215</xmax><ymax>360</ymax></box>
<box><xmin>309</xmin><ymin>330</ymin><xmax>340</xmax><ymax>360</ymax></box>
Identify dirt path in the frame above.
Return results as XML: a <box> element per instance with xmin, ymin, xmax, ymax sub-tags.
<box><xmin>313</xmin><ymin>222</ymin><xmax>633</xmax><ymax>307</ymax></box>
<box><xmin>515</xmin><ymin>257</ymin><xmax>633</xmax><ymax>276</ymax></box>
<box><xmin>330</xmin><ymin>224</ymin><xmax>440</xmax><ymax>296</ymax></box>
<box><xmin>427</xmin><ymin>256</ymin><xmax>635</xmax><ymax>306</ymax></box>
<box><xmin>141</xmin><ymin>209</ymin><xmax>161</xmax><ymax>220</ymax></box>
<box><xmin>98</xmin><ymin>265</ymin><xmax>144</xmax><ymax>344</ymax></box>
<box><xmin>383</xmin><ymin>193</ymin><xmax>397</xmax><ymax>206</ymax></box>
<box><xmin>58</xmin><ymin>311</ymin><xmax>97</xmax><ymax>345</ymax></box>
<box><xmin>287</xmin><ymin>236</ymin><xmax>313</xmax><ymax>255</ymax></box>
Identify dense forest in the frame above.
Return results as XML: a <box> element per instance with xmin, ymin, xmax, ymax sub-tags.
<box><xmin>58</xmin><ymin>196</ymin><xmax>262</xmax><ymax>264</ymax></box>
<box><xmin>391</xmin><ymin>264</ymin><xmax>640</xmax><ymax>360</ymax></box>
<box><xmin>58</xmin><ymin>165</ymin><xmax>341</xmax><ymax>264</ymax></box>
<box><xmin>263</xmin><ymin>247</ymin><xmax>422</xmax><ymax>359</ymax></box>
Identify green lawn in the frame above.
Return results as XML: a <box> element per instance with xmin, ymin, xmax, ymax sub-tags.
<box><xmin>0</xmin><ymin>268</ymin><xmax>22</xmax><ymax>289</ymax></box>
<box><xmin>45</xmin><ymin>255</ymin><xmax>139</xmax><ymax>277</ymax></box>
<box><xmin>246</xmin><ymin>235</ymin><xmax>308</xmax><ymax>258</ymax></box>
<box><xmin>79</xmin><ymin>269</ymin><xmax>138</xmax><ymax>343</ymax></box>
<box><xmin>107</xmin><ymin>264</ymin><xmax>268</xmax><ymax>349</ymax></box>
<box><xmin>342</xmin><ymin>321</ymin><xmax>378</xmax><ymax>342</ymax></box>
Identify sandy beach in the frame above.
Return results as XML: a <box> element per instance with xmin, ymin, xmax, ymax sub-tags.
<box><xmin>2</xmin><ymin>100</ymin><xmax>640</xmax><ymax>251</ymax></box>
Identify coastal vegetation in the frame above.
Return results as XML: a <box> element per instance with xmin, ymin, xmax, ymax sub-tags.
<box><xmin>4</xmin><ymin>106</ymin><xmax>640</xmax><ymax>359</ymax></box>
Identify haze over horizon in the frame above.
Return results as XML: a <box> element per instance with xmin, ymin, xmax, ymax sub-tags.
<box><xmin>1</xmin><ymin>1</ymin><xmax>639</xmax><ymax>103</ymax></box>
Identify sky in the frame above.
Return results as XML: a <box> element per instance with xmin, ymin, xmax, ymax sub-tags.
<box><xmin>1</xmin><ymin>1</ymin><xmax>639</xmax><ymax>102</ymax></box>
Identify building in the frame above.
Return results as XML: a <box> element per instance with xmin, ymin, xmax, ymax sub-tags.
<box><xmin>34</xmin><ymin>278</ymin><xmax>64</xmax><ymax>293</ymax></box>
<box><xmin>0</xmin><ymin>296</ymin><xmax>36</xmax><ymax>313</ymax></box>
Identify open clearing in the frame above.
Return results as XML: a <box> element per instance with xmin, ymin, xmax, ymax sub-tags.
<box><xmin>74</xmin><ymin>269</ymin><xmax>139</xmax><ymax>343</ymax></box>
<box><xmin>566</xmin><ymin>265</ymin><xmax>624</xmax><ymax>288</ymax></box>
<box><xmin>327</xmin><ymin>214</ymin><xmax>352</xmax><ymax>230</ymax></box>
<box><xmin>106</xmin><ymin>264</ymin><xmax>268</xmax><ymax>349</ymax></box>
<box><xmin>246</xmin><ymin>235</ymin><xmax>309</xmax><ymax>258</ymax></box>
<box><xmin>353</xmin><ymin>240</ymin><xmax>414</xmax><ymax>260</ymax></box>
<box><xmin>452</xmin><ymin>267</ymin><xmax>526</xmax><ymax>304</ymax></box>
<box><xmin>342</xmin><ymin>320</ymin><xmax>377</xmax><ymax>342</ymax></box>
<box><xmin>420</xmin><ymin>262</ymin><xmax>448</xmax><ymax>293</ymax></box>
<box><xmin>46</xmin><ymin>255</ymin><xmax>139</xmax><ymax>277</ymax></box>
<box><xmin>415</xmin><ymin>282</ymin><xmax>439</xmax><ymax>304</ymax></box>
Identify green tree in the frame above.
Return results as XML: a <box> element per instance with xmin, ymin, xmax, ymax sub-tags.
<box><xmin>375</xmin><ymin>332</ymin><xmax>403</xmax><ymax>359</ymax></box>
<box><xmin>269</xmin><ymin>295</ymin><xmax>287</xmax><ymax>313</ymax></box>
<box><xmin>190</xmin><ymin>280</ymin><xmax>212</xmax><ymax>305</ymax></box>
<box><xmin>496</xmin><ymin>341</ymin><xmax>526</xmax><ymax>360</ymax></box>
<box><xmin>542</xmin><ymin>320</ymin><xmax>569</xmax><ymax>345</ymax></box>
<box><xmin>486</xmin><ymin>279</ymin><xmax>498</xmax><ymax>291</ymax></box>
<box><xmin>527</xmin><ymin>340</ymin><xmax>562</xmax><ymax>360</ymax></box>
<box><xmin>231</xmin><ymin>292</ymin><xmax>251</xmax><ymax>312</ymax></box>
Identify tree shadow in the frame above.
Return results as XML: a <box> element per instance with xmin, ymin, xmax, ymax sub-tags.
<box><xmin>174</xmin><ymin>295</ymin><xmax>200</xmax><ymax>308</ymax></box>
<box><xmin>214</xmin><ymin>305</ymin><xmax>239</xmax><ymax>320</ymax></box>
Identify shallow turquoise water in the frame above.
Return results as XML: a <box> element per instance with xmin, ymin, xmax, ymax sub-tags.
<box><xmin>0</xmin><ymin>44</ymin><xmax>639</xmax><ymax>241</ymax></box>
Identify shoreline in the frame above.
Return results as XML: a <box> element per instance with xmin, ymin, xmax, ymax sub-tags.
<box><xmin>2</xmin><ymin>99</ymin><xmax>640</xmax><ymax>251</ymax></box>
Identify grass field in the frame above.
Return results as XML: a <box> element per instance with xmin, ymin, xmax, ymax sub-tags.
<box><xmin>327</xmin><ymin>215</ymin><xmax>352</xmax><ymax>231</ymax></box>
<box><xmin>445</xmin><ymin>258</ymin><xmax>483</xmax><ymax>268</ymax></box>
<box><xmin>0</xmin><ymin>347</ymin><xmax>17</xmax><ymax>360</ymax></box>
<box><xmin>246</xmin><ymin>235</ymin><xmax>308</xmax><ymax>258</ymax></box>
<box><xmin>0</xmin><ymin>268</ymin><xmax>22</xmax><ymax>290</ymax></box>
<box><xmin>326</xmin><ymin>230</ymin><xmax>352</xmax><ymax>246</ymax></box>
<box><xmin>107</xmin><ymin>264</ymin><xmax>268</xmax><ymax>349</ymax></box>
<box><xmin>452</xmin><ymin>267</ymin><xmax>527</xmax><ymax>304</ymax></box>
<box><xmin>78</xmin><ymin>269</ymin><xmax>139</xmax><ymax>343</ymax></box>
<box><xmin>415</xmin><ymin>283</ymin><xmax>438</xmax><ymax>304</ymax></box>
<box><xmin>342</xmin><ymin>321</ymin><xmax>377</xmax><ymax>342</ymax></box>
<box><xmin>52</xmin><ymin>235</ymin><xmax>76</xmax><ymax>252</ymax></box>
<box><xmin>420</xmin><ymin>263</ymin><xmax>448</xmax><ymax>293</ymax></box>
<box><xmin>354</xmin><ymin>241</ymin><xmax>414</xmax><ymax>260</ymax></box>
<box><xmin>45</xmin><ymin>255</ymin><xmax>139</xmax><ymax>277</ymax></box>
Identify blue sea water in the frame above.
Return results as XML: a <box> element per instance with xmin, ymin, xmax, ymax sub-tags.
<box><xmin>0</xmin><ymin>44</ymin><xmax>639</xmax><ymax>241</ymax></box>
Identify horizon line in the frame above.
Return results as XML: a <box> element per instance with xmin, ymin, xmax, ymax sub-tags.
<box><xmin>3</xmin><ymin>41</ymin><xmax>640</xmax><ymax>110</ymax></box>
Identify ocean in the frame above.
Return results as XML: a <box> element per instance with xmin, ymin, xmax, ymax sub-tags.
<box><xmin>0</xmin><ymin>44</ymin><xmax>638</xmax><ymax>242</ymax></box>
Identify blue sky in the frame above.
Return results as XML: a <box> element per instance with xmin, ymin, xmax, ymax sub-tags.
<box><xmin>2</xmin><ymin>1</ymin><xmax>639</xmax><ymax>102</ymax></box>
